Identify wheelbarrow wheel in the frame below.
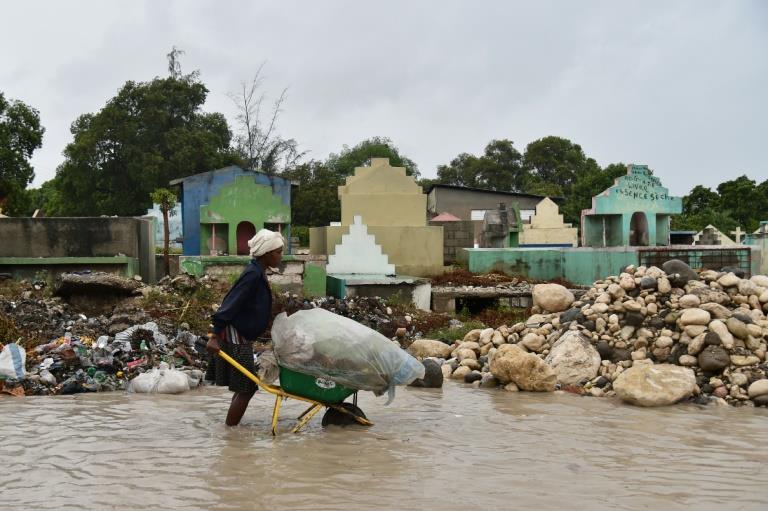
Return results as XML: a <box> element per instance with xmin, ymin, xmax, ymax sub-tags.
<box><xmin>322</xmin><ymin>402</ymin><xmax>367</xmax><ymax>427</ymax></box>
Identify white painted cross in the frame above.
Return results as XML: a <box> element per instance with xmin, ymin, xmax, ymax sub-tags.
<box><xmin>730</xmin><ymin>227</ymin><xmax>745</xmax><ymax>243</ymax></box>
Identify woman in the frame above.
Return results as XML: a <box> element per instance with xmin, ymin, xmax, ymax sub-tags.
<box><xmin>206</xmin><ymin>229</ymin><xmax>284</xmax><ymax>426</ymax></box>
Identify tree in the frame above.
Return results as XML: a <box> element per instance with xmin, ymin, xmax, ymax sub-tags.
<box><xmin>327</xmin><ymin>137</ymin><xmax>419</xmax><ymax>178</ymax></box>
<box><xmin>716</xmin><ymin>176</ymin><xmax>766</xmax><ymax>232</ymax></box>
<box><xmin>150</xmin><ymin>187</ymin><xmax>177</xmax><ymax>276</ymax></box>
<box><xmin>229</xmin><ymin>65</ymin><xmax>304</xmax><ymax>174</ymax></box>
<box><xmin>523</xmin><ymin>136</ymin><xmax>601</xmax><ymax>196</ymax></box>
<box><xmin>54</xmin><ymin>65</ymin><xmax>237</xmax><ymax>216</ymax></box>
<box><xmin>436</xmin><ymin>139</ymin><xmax>525</xmax><ymax>191</ymax></box>
<box><xmin>282</xmin><ymin>160</ymin><xmax>343</xmax><ymax>227</ymax></box>
<box><xmin>558</xmin><ymin>162</ymin><xmax>627</xmax><ymax>224</ymax></box>
<box><xmin>0</xmin><ymin>92</ymin><xmax>45</xmax><ymax>215</ymax></box>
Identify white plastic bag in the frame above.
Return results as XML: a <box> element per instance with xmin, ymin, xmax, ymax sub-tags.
<box><xmin>272</xmin><ymin>309</ymin><xmax>425</xmax><ymax>402</ymax></box>
<box><xmin>257</xmin><ymin>350</ymin><xmax>279</xmax><ymax>384</ymax></box>
<box><xmin>0</xmin><ymin>343</ymin><xmax>27</xmax><ymax>380</ymax></box>
<box><xmin>129</xmin><ymin>362</ymin><xmax>190</xmax><ymax>394</ymax></box>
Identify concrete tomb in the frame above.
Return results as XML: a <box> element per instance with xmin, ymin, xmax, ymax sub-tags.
<box><xmin>520</xmin><ymin>197</ymin><xmax>578</xmax><ymax>247</ymax></box>
<box><xmin>326</xmin><ymin>215</ymin><xmax>395</xmax><ymax>275</ymax></box>
<box><xmin>692</xmin><ymin>225</ymin><xmax>738</xmax><ymax>247</ymax></box>
<box><xmin>170</xmin><ymin>167</ymin><xmax>292</xmax><ymax>256</ymax></box>
<box><xmin>310</xmin><ymin>158</ymin><xmax>444</xmax><ymax>276</ymax></box>
<box><xmin>580</xmin><ymin>164</ymin><xmax>682</xmax><ymax>247</ymax></box>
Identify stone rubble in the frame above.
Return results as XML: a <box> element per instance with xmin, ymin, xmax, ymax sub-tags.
<box><xmin>408</xmin><ymin>261</ymin><xmax>768</xmax><ymax>408</ymax></box>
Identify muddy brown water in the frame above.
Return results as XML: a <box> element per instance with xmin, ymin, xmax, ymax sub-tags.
<box><xmin>1</xmin><ymin>384</ymin><xmax>766</xmax><ymax>510</ymax></box>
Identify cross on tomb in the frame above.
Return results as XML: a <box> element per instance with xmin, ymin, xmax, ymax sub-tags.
<box><xmin>730</xmin><ymin>227</ymin><xmax>745</xmax><ymax>243</ymax></box>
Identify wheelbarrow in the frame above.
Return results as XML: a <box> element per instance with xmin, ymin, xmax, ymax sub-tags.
<box><xmin>216</xmin><ymin>349</ymin><xmax>372</xmax><ymax>435</ymax></box>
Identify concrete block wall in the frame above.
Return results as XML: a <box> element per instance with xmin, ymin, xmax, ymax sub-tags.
<box><xmin>0</xmin><ymin>217</ymin><xmax>156</xmax><ymax>281</ymax></box>
<box><xmin>430</xmin><ymin>220</ymin><xmax>474</xmax><ymax>264</ymax></box>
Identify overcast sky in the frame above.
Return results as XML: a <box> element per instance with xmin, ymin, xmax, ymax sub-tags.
<box><xmin>2</xmin><ymin>1</ymin><xmax>766</xmax><ymax>195</ymax></box>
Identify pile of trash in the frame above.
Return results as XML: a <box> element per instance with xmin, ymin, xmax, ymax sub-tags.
<box><xmin>0</xmin><ymin>274</ymin><xmax>210</xmax><ymax>397</ymax></box>
<box><xmin>0</xmin><ymin>321</ymin><xmax>206</xmax><ymax>396</ymax></box>
<box><xmin>407</xmin><ymin>260</ymin><xmax>768</xmax><ymax>407</ymax></box>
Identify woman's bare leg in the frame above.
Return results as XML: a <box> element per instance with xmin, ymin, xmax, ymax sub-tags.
<box><xmin>226</xmin><ymin>391</ymin><xmax>255</xmax><ymax>426</ymax></box>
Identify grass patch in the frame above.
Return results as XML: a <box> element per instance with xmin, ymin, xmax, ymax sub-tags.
<box><xmin>141</xmin><ymin>285</ymin><xmax>221</xmax><ymax>335</ymax></box>
<box><xmin>424</xmin><ymin>320</ymin><xmax>486</xmax><ymax>342</ymax></box>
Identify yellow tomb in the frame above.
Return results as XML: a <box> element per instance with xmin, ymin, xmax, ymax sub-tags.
<box><xmin>519</xmin><ymin>197</ymin><xmax>579</xmax><ymax>247</ymax></box>
<box><xmin>310</xmin><ymin>158</ymin><xmax>445</xmax><ymax>276</ymax></box>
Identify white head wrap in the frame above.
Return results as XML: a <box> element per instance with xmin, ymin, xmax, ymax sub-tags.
<box><xmin>248</xmin><ymin>229</ymin><xmax>285</xmax><ymax>258</ymax></box>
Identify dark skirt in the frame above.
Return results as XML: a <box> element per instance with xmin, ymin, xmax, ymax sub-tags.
<box><xmin>211</xmin><ymin>334</ymin><xmax>258</xmax><ymax>395</ymax></box>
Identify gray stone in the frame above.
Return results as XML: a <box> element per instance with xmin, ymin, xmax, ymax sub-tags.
<box><xmin>409</xmin><ymin>359</ymin><xmax>444</xmax><ymax>388</ymax></box>
<box><xmin>698</xmin><ymin>345</ymin><xmax>730</xmax><ymax>372</ymax></box>
<box><xmin>747</xmin><ymin>379</ymin><xmax>768</xmax><ymax>398</ymax></box>
<box><xmin>613</xmin><ymin>364</ymin><xmax>696</xmax><ymax>407</ymax></box>
<box><xmin>639</xmin><ymin>277</ymin><xmax>658</xmax><ymax>290</ymax></box>
<box><xmin>532</xmin><ymin>283</ymin><xmax>575</xmax><ymax>313</ymax></box>
<box><xmin>489</xmin><ymin>343</ymin><xmax>556</xmax><ymax>391</ymax></box>
<box><xmin>545</xmin><ymin>331</ymin><xmax>601</xmax><ymax>386</ymax></box>
<box><xmin>596</xmin><ymin>340</ymin><xmax>612</xmax><ymax>360</ymax></box>
<box><xmin>464</xmin><ymin>370</ymin><xmax>483</xmax><ymax>384</ymax></box>
<box><xmin>662</xmin><ymin>259</ymin><xmax>699</xmax><ymax>287</ymax></box>
<box><xmin>407</xmin><ymin>339</ymin><xmax>453</xmax><ymax>359</ymax></box>
<box><xmin>624</xmin><ymin>311</ymin><xmax>645</xmax><ymax>327</ymax></box>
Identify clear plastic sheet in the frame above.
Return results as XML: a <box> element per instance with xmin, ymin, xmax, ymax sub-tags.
<box><xmin>272</xmin><ymin>309</ymin><xmax>424</xmax><ymax>402</ymax></box>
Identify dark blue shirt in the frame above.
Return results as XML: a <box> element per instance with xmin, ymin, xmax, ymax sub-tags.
<box><xmin>212</xmin><ymin>260</ymin><xmax>272</xmax><ymax>341</ymax></box>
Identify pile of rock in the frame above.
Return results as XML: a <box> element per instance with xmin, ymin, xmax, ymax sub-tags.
<box><xmin>408</xmin><ymin>260</ymin><xmax>768</xmax><ymax>407</ymax></box>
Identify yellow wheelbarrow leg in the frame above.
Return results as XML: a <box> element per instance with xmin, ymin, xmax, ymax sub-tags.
<box><xmin>271</xmin><ymin>395</ymin><xmax>283</xmax><ymax>436</ymax></box>
<box><xmin>292</xmin><ymin>404</ymin><xmax>323</xmax><ymax>433</ymax></box>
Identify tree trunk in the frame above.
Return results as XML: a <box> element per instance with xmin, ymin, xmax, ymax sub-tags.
<box><xmin>162</xmin><ymin>208</ymin><xmax>170</xmax><ymax>276</ymax></box>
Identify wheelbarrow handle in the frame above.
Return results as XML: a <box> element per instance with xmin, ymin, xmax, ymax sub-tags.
<box><xmin>217</xmin><ymin>349</ymin><xmax>263</xmax><ymax>387</ymax></box>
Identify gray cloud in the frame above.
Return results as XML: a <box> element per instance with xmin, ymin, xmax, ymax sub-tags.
<box><xmin>1</xmin><ymin>0</ymin><xmax>766</xmax><ymax>196</ymax></box>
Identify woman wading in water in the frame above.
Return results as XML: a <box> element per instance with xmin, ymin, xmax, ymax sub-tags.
<box><xmin>206</xmin><ymin>229</ymin><xmax>284</xmax><ymax>426</ymax></box>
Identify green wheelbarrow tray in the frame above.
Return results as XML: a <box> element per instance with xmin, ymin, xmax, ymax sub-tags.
<box><xmin>278</xmin><ymin>366</ymin><xmax>357</xmax><ymax>404</ymax></box>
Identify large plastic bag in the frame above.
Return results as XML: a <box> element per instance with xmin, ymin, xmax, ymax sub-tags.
<box><xmin>0</xmin><ymin>343</ymin><xmax>26</xmax><ymax>380</ymax></box>
<box><xmin>128</xmin><ymin>362</ymin><xmax>190</xmax><ymax>394</ymax></box>
<box><xmin>272</xmin><ymin>309</ymin><xmax>425</xmax><ymax>403</ymax></box>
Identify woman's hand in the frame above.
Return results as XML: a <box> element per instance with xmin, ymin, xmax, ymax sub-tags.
<box><xmin>206</xmin><ymin>333</ymin><xmax>221</xmax><ymax>355</ymax></box>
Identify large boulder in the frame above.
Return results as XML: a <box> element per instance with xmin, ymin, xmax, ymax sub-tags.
<box><xmin>661</xmin><ymin>259</ymin><xmax>699</xmax><ymax>287</ymax></box>
<box><xmin>407</xmin><ymin>339</ymin><xmax>453</xmax><ymax>359</ymax></box>
<box><xmin>613</xmin><ymin>363</ymin><xmax>696</xmax><ymax>407</ymax></box>
<box><xmin>532</xmin><ymin>283</ymin><xmax>575</xmax><ymax>313</ymax></box>
<box><xmin>408</xmin><ymin>359</ymin><xmax>444</xmax><ymax>388</ymax></box>
<box><xmin>489</xmin><ymin>344</ymin><xmax>556</xmax><ymax>392</ymax></box>
<box><xmin>544</xmin><ymin>331</ymin><xmax>601</xmax><ymax>385</ymax></box>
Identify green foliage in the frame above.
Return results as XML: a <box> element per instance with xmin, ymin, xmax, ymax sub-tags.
<box><xmin>53</xmin><ymin>74</ymin><xmax>238</xmax><ymax>216</ymax></box>
<box><xmin>0</xmin><ymin>92</ymin><xmax>45</xmax><ymax>214</ymax></box>
<box><xmin>282</xmin><ymin>160</ymin><xmax>343</xmax><ymax>227</ymax></box>
<box><xmin>425</xmin><ymin>320</ymin><xmax>485</xmax><ymax>342</ymax></box>
<box><xmin>434</xmin><ymin>136</ymin><xmax>622</xmax><ymax>225</ymax></box>
<box><xmin>672</xmin><ymin>177</ymin><xmax>768</xmax><ymax>234</ymax></box>
<box><xmin>150</xmin><ymin>187</ymin><xmax>178</xmax><ymax>214</ymax></box>
<box><xmin>327</xmin><ymin>136</ymin><xmax>419</xmax><ymax>179</ymax></box>
<box><xmin>291</xmin><ymin>225</ymin><xmax>310</xmax><ymax>246</ymax></box>
<box><xmin>436</xmin><ymin>139</ymin><xmax>525</xmax><ymax>191</ymax></box>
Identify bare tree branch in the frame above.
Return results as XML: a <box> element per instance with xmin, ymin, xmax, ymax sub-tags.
<box><xmin>228</xmin><ymin>64</ymin><xmax>303</xmax><ymax>174</ymax></box>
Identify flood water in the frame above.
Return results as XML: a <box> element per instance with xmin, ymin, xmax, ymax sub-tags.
<box><xmin>1</xmin><ymin>383</ymin><xmax>767</xmax><ymax>510</ymax></box>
